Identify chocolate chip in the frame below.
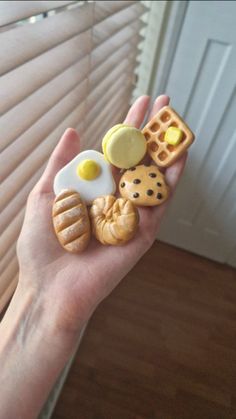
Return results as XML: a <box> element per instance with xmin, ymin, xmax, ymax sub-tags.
<box><xmin>147</xmin><ymin>189</ymin><xmax>153</xmax><ymax>196</ymax></box>
<box><xmin>157</xmin><ymin>193</ymin><xmax>162</xmax><ymax>199</ymax></box>
<box><xmin>133</xmin><ymin>193</ymin><xmax>139</xmax><ymax>198</ymax></box>
<box><xmin>149</xmin><ymin>173</ymin><xmax>157</xmax><ymax>178</ymax></box>
<box><xmin>130</xmin><ymin>167</ymin><xmax>136</xmax><ymax>171</ymax></box>
<box><xmin>157</xmin><ymin>182</ymin><xmax>162</xmax><ymax>187</ymax></box>
<box><xmin>133</xmin><ymin>179</ymin><xmax>141</xmax><ymax>184</ymax></box>
<box><xmin>120</xmin><ymin>182</ymin><xmax>125</xmax><ymax>188</ymax></box>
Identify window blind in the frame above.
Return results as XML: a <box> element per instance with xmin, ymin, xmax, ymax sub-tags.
<box><xmin>0</xmin><ymin>1</ymin><xmax>148</xmax><ymax>312</ymax></box>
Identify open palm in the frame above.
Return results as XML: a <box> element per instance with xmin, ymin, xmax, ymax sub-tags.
<box><xmin>17</xmin><ymin>95</ymin><xmax>187</xmax><ymax>335</ymax></box>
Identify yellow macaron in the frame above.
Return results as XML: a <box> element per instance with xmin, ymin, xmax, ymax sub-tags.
<box><xmin>102</xmin><ymin>124</ymin><xmax>147</xmax><ymax>169</ymax></box>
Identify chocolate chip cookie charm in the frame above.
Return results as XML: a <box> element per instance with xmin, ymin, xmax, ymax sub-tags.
<box><xmin>119</xmin><ymin>165</ymin><xmax>169</xmax><ymax>206</ymax></box>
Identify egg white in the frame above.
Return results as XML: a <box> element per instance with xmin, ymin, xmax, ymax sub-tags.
<box><xmin>53</xmin><ymin>150</ymin><xmax>116</xmax><ymax>205</ymax></box>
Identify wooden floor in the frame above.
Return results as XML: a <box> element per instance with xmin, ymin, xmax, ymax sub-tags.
<box><xmin>52</xmin><ymin>241</ymin><xmax>236</xmax><ymax>419</ymax></box>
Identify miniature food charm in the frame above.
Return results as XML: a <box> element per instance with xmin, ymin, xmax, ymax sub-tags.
<box><xmin>77</xmin><ymin>159</ymin><xmax>100</xmax><ymax>180</ymax></box>
<box><xmin>164</xmin><ymin>126</ymin><xmax>183</xmax><ymax>146</ymax></box>
<box><xmin>142</xmin><ymin>106</ymin><xmax>194</xmax><ymax>167</ymax></box>
<box><xmin>52</xmin><ymin>190</ymin><xmax>90</xmax><ymax>253</ymax></box>
<box><xmin>90</xmin><ymin>195</ymin><xmax>139</xmax><ymax>245</ymax></box>
<box><xmin>119</xmin><ymin>165</ymin><xmax>169</xmax><ymax>207</ymax></box>
<box><xmin>102</xmin><ymin>124</ymin><xmax>147</xmax><ymax>169</ymax></box>
<box><xmin>53</xmin><ymin>150</ymin><xmax>116</xmax><ymax>205</ymax></box>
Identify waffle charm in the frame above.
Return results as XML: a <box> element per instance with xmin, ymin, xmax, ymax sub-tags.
<box><xmin>142</xmin><ymin>106</ymin><xmax>195</xmax><ymax>168</ymax></box>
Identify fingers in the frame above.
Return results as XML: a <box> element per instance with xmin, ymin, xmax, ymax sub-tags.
<box><xmin>149</xmin><ymin>95</ymin><xmax>170</xmax><ymax>120</ymax></box>
<box><xmin>153</xmin><ymin>153</ymin><xmax>188</xmax><ymax>223</ymax></box>
<box><xmin>124</xmin><ymin>95</ymin><xmax>150</xmax><ymax>128</ymax></box>
<box><xmin>36</xmin><ymin>128</ymin><xmax>80</xmax><ymax>194</ymax></box>
<box><xmin>124</xmin><ymin>94</ymin><xmax>170</xmax><ymax>129</ymax></box>
<box><xmin>165</xmin><ymin>152</ymin><xmax>188</xmax><ymax>190</ymax></box>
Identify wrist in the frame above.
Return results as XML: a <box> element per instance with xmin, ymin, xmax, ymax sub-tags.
<box><xmin>2</xmin><ymin>278</ymin><xmax>82</xmax><ymax>355</ymax></box>
<box><xmin>0</xmin><ymin>279</ymin><xmax>82</xmax><ymax>419</ymax></box>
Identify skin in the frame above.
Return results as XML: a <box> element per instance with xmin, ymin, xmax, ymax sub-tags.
<box><xmin>0</xmin><ymin>95</ymin><xmax>187</xmax><ymax>419</ymax></box>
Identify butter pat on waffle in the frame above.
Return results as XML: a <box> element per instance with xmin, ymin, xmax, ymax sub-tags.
<box><xmin>142</xmin><ymin>106</ymin><xmax>195</xmax><ymax>168</ymax></box>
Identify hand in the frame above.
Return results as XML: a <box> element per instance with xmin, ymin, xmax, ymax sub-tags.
<box><xmin>0</xmin><ymin>95</ymin><xmax>187</xmax><ymax>419</ymax></box>
<box><xmin>17</xmin><ymin>95</ymin><xmax>187</xmax><ymax>340</ymax></box>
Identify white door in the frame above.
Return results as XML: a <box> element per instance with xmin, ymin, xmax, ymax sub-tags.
<box><xmin>156</xmin><ymin>1</ymin><xmax>236</xmax><ymax>266</ymax></box>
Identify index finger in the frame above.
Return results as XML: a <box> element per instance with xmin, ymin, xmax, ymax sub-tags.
<box><xmin>124</xmin><ymin>95</ymin><xmax>150</xmax><ymax>128</ymax></box>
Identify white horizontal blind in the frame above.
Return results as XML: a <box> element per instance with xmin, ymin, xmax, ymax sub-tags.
<box><xmin>0</xmin><ymin>1</ymin><xmax>77</xmax><ymax>27</ymax></box>
<box><xmin>132</xmin><ymin>1</ymin><xmax>168</xmax><ymax>102</ymax></box>
<box><xmin>0</xmin><ymin>1</ymin><xmax>147</xmax><ymax>312</ymax></box>
<box><xmin>83</xmin><ymin>1</ymin><xmax>145</xmax><ymax>148</ymax></box>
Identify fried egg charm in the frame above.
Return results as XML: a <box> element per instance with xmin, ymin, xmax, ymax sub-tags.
<box><xmin>53</xmin><ymin>150</ymin><xmax>116</xmax><ymax>205</ymax></box>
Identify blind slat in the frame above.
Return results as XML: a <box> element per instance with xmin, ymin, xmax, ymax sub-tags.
<box><xmin>94</xmin><ymin>1</ymin><xmax>138</xmax><ymax>23</ymax></box>
<box><xmin>93</xmin><ymin>2</ymin><xmax>145</xmax><ymax>47</ymax></box>
<box><xmin>0</xmin><ymin>80</ymin><xmax>87</xmax><ymax>180</ymax></box>
<box><xmin>90</xmin><ymin>41</ymin><xmax>135</xmax><ymax>89</ymax></box>
<box><xmin>91</xmin><ymin>21</ymin><xmax>143</xmax><ymax>69</ymax></box>
<box><xmin>92</xmin><ymin>102</ymin><xmax>130</xmax><ymax>151</ymax></box>
<box><xmin>0</xmin><ymin>3</ymin><xmax>93</xmax><ymax>76</ymax></box>
<box><xmin>85</xmin><ymin>86</ymin><xmax>132</xmax><ymax>146</ymax></box>
<box><xmin>0</xmin><ymin>259</ymin><xmax>18</xmax><ymax>299</ymax></box>
<box><xmin>0</xmin><ymin>208</ymin><xmax>25</xmax><ymax>261</ymax></box>
<box><xmin>0</xmin><ymin>65</ymin><xmax>88</xmax><ymax>155</ymax></box>
<box><xmin>88</xmin><ymin>58</ymin><xmax>133</xmax><ymax>109</ymax></box>
<box><xmin>87</xmin><ymin>88</ymin><xmax>132</xmax><ymax>144</ymax></box>
<box><xmin>1</xmin><ymin>103</ymin><xmax>85</xmax><ymax>213</ymax></box>
<box><xmin>0</xmin><ymin>164</ymin><xmax>46</xmax><ymax>234</ymax></box>
<box><xmin>0</xmin><ymin>245</ymin><xmax>16</xmax><ymax>276</ymax></box>
<box><xmin>88</xmin><ymin>94</ymin><xmax>131</xmax><ymax>151</ymax></box>
<box><xmin>0</xmin><ymin>30</ymin><xmax>90</xmax><ymax>115</ymax></box>
<box><xmin>0</xmin><ymin>1</ymin><xmax>76</xmax><ymax>27</ymax></box>
<box><xmin>87</xmin><ymin>61</ymin><xmax>136</xmax><ymax>126</ymax></box>
<box><xmin>91</xmin><ymin>92</ymin><xmax>132</xmax><ymax>150</ymax></box>
<box><xmin>87</xmin><ymin>77</ymin><xmax>130</xmax><ymax>130</ymax></box>
<box><xmin>0</xmin><ymin>275</ymin><xmax>18</xmax><ymax>316</ymax></box>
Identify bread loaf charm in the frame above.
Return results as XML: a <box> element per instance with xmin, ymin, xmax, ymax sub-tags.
<box><xmin>119</xmin><ymin>165</ymin><xmax>169</xmax><ymax>207</ymax></box>
<box><xmin>90</xmin><ymin>195</ymin><xmax>139</xmax><ymax>245</ymax></box>
<box><xmin>52</xmin><ymin>189</ymin><xmax>90</xmax><ymax>253</ymax></box>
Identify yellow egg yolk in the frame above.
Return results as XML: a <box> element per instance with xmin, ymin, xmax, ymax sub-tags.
<box><xmin>77</xmin><ymin>159</ymin><xmax>101</xmax><ymax>180</ymax></box>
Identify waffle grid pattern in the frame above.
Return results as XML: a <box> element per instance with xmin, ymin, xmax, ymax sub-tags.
<box><xmin>142</xmin><ymin>106</ymin><xmax>194</xmax><ymax>167</ymax></box>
